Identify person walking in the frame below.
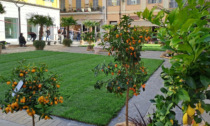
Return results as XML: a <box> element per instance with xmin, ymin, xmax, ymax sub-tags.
<box><xmin>19</xmin><ymin>33</ymin><xmax>27</xmax><ymax>47</ymax></box>
<box><xmin>77</xmin><ymin>29</ymin><xmax>81</xmax><ymax>41</ymax></box>
<box><xmin>46</xmin><ymin>28</ymin><xmax>50</xmax><ymax>41</ymax></box>
<box><xmin>28</xmin><ymin>32</ymin><xmax>37</xmax><ymax>42</ymax></box>
<box><xmin>69</xmin><ymin>29</ymin><xmax>74</xmax><ymax>41</ymax></box>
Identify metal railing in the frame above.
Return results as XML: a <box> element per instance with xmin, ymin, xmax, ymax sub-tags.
<box><xmin>60</xmin><ymin>6</ymin><xmax>102</xmax><ymax>13</ymax></box>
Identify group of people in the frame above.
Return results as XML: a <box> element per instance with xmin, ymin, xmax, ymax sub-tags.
<box><xmin>58</xmin><ymin>28</ymin><xmax>81</xmax><ymax>43</ymax></box>
<box><xmin>19</xmin><ymin>28</ymin><xmax>82</xmax><ymax>47</ymax></box>
<box><xmin>19</xmin><ymin>29</ymin><xmax>51</xmax><ymax>47</ymax></box>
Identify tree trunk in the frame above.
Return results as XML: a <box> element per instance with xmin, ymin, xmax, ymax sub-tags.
<box><xmin>126</xmin><ymin>87</ymin><xmax>129</xmax><ymax>126</ymax></box>
<box><xmin>39</xmin><ymin>25</ymin><xmax>44</xmax><ymax>41</ymax></box>
<box><xmin>95</xmin><ymin>26</ymin><xmax>97</xmax><ymax>42</ymax></box>
<box><xmin>66</xmin><ymin>26</ymin><xmax>70</xmax><ymax>39</ymax></box>
<box><xmin>32</xmin><ymin>115</ymin><xmax>35</xmax><ymax>126</ymax></box>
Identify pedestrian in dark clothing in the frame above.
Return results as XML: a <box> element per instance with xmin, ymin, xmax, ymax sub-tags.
<box><xmin>62</xmin><ymin>28</ymin><xmax>66</xmax><ymax>38</ymax></box>
<box><xmin>28</xmin><ymin>32</ymin><xmax>37</xmax><ymax>42</ymax></box>
<box><xmin>19</xmin><ymin>33</ymin><xmax>26</xmax><ymax>47</ymax></box>
<box><xmin>46</xmin><ymin>28</ymin><xmax>50</xmax><ymax>41</ymax></box>
<box><xmin>77</xmin><ymin>29</ymin><xmax>81</xmax><ymax>41</ymax></box>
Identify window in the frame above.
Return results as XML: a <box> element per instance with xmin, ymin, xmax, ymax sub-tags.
<box><xmin>110</xmin><ymin>21</ymin><xmax>117</xmax><ymax>25</ymax></box>
<box><xmin>5</xmin><ymin>18</ymin><xmax>18</xmax><ymax>39</ymax></box>
<box><xmin>76</xmin><ymin>0</ymin><xmax>81</xmax><ymax>10</ymax></box>
<box><xmin>108</xmin><ymin>0</ymin><xmax>120</xmax><ymax>6</ymax></box>
<box><xmin>148</xmin><ymin>0</ymin><xmax>162</xmax><ymax>4</ymax></box>
<box><xmin>60</xmin><ymin>0</ymin><xmax>65</xmax><ymax>11</ymax></box>
<box><xmin>127</xmin><ymin>0</ymin><xmax>140</xmax><ymax>5</ymax></box>
<box><xmin>93</xmin><ymin>0</ymin><xmax>98</xmax><ymax>9</ymax></box>
<box><xmin>44</xmin><ymin>0</ymin><xmax>54</xmax><ymax>2</ymax></box>
<box><xmin>169</xmin><ymin>0</ymin><xmax>178</xmax><ymax>8</ymax></box>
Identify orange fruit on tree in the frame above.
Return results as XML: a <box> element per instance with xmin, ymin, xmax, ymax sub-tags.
<box><xmin>19</xmin><ymin>73</ymin><xmax>24</xmax><ymax>77</ymax></box>
<box><xmin>139</xmin><ymin>36</ymin><xmax>143</xmax><ymax>38</ymax></box>
<box><xmin>115</xmin><ymin>64</ymin><xmax>118</xmax><ymax>68</ymax></box>
<box><xmin>38</xmin><ymin>84</ymin><xmax>42</xmax><ymax>88</ymax></box>
<box><xmin>116</xmin><ymin>34</ymin><xmax>119</xmax><ymax>38</ymax></box>
<box><xmin>138</xmin><ymin>40</ymin><xmax>141</xmax><ymax>43</ymax></box>
<box><xmin>45</xmin><ymin>69</ymin><xmax>48</xmax><ymax>72</ymax></box>
<box><xmin>56</xmin><ymin>85</ymin><xmax>60</xmax><ymax>88</ymax></box>
<box><xmin>120</xmin><ymin>33</ymin><xmax>122</xmax><ymax>36</ymax></box>
<box><xmin>31</xmin><ymin>69</ymin><xmax>36</xmax><ymax>73</ymax></box>
<box><xmin>7</xmin><ymin>81</ymin><xmax>11</xmax><ymax>85</ymax></box>
<box><xmin>111</xmin><ymin>72</ymin><xmax>114</xmax><ymax>75</ymax></box>
<box><xmin>13</xmin><ymin>81</ymin><xmax>18</xmax><ymax>85</ymax></box>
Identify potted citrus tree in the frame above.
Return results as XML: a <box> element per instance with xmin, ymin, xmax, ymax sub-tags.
<box><xmin>1</xmin><ymin>60</ymin><xmax>63</xmax><ymax>126</ymax></box>
<box><xmin>93</xmin><ymin>15</ymin><xmax>150</xmax><ymax>126</ymax></box>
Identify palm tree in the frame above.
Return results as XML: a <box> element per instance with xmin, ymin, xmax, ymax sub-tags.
<box><xmin>83</xmin><ymin>20</ymin><xmax>100</xmax><ymax>40</ymax></box>
<box><xmin>0</xmin><ymin>2</ymin><xmax>5</xmax><ymax>14</ymax></box>
<box><xmin>28</xmin><ymin>14</ymin><xmax>53</xmax><ymax>40</ymax></box>
<box><xmin>61</xmin><ymin>17</ymin><xmax>77</xmax><ymax>39</ymax></box>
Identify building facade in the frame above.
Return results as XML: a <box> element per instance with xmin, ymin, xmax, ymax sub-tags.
<box><xmin>0</xmin><ymin>0</ymin><xmax>60</xmax><ymax>44</ymax></box>
<box><xmin>60</xmin><ymin>0</ymin><xmax>178</xmax><ymax>32</ymax></box>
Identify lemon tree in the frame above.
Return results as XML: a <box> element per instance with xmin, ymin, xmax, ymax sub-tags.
<box><xmin>0</xmin><ymin>61</ymin><xmax>63</xmax><ymax>126</ymax></box>
<box><xmin>93</xmin><ymin>15</ymin><xmax>151</xmax><ymax>126</ymax></box>
<box><xmin>137</xmin><ymin>0</ymin><xmax>210</xmax><ymax>125</ymax></box>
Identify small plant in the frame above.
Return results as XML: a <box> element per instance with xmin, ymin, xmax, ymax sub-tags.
<box><xmin>63</xmin><ymin>39</ymin><xmax>72</xmax><ymax>47</ymax></box>
<box><xmin>0</xmin><ymin>2</ymin><xmax>5</xmax><ymax>14</ymax></box>
<box><xmin>0</xmin><ymin>60</ymin><xmax>63</xmax><ymax>126</ymax></box>
<box><xmin>33</xmin><ymin>40</ymin><xmax>45</xmax><ymax>50</ymax></box>
<box><xmin>128</xmin><ymin>104</ymin><xmax>152</xmax><ymax>126</ymax></box>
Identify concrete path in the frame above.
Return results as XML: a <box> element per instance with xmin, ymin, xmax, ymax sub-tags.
<box><xmin>0</xmin><ymin>44</ymin><xmax>209</xmax><ymax>126</ymax></box>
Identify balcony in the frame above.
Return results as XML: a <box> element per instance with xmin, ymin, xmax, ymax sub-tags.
<box><xmin>60</xmin><ymin>6</ymin><xmax>102</xmax><ymax>13</ymax></box>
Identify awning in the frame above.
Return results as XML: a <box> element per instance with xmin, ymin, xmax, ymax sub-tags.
<box><xmin>76</xmin><ymin>19</ymin><xmax>102</xmax><ymax>24</ymax></box>
<box><xmin>131</xmin><ymin>20</ymin><xmax>157</xmax><ymax>27</ymax></box>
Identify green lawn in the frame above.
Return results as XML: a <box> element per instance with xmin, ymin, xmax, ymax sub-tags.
<box><xmin>0</xmin><ymin>51</ymin><xmax>163</xmax><ymax>125</ymax></box>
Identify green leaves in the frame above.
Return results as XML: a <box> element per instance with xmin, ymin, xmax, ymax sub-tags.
<box><xmin>0</xmin><ymin>2</ymin><xmax>5</xmax><ymax>14</ymax></box>
<box><xmin>186</xmin><ymin>77</ymin><xmax>196</xmax><ymax>89</ymax></box>
<box><xmin>178</xmin><ymin>89</ymin><xmax>190</xmax><ymax>102</ymax></box>
<box><xmin>200</xmin><ymin>75</ymin><xmax>210</xmax><ymax>88</ymax></box>
<box><xmin>61</xmin><ymin>17</ymin><xmax>77</xmax><ymax>27</ymax></box>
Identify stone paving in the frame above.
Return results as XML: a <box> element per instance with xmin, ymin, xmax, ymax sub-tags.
<box><xmin>0</xmin><ymin>43</ymin><xmax>209</xmax><ymax>126</ymax></box>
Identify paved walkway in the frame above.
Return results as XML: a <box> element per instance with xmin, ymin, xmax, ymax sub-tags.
<box><xmin>0</xmin><ymin>44</ymin><xmax>209</xmax><ymax>126</ymax></box>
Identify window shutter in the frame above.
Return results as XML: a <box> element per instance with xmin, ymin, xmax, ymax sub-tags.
<box><xmin>117</xmin><ymin>0</ymin><xmax>120</xmax><ymax>6</ymax></box>
<box><xmin>108</xmin><ymin>0</ymin><xmax>112</xmax><ymax>6</ymax></box>
<box><xmin>137</xmin><ymin>0</ymin><xmax>140</xmax><ymax>4</ymax></box>
<box><xmin>127</xmin><ymin>0</ymin><xmax>130</xmax><ymax>5</ymax></box>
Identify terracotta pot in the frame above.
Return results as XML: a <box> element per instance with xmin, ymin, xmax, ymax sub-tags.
<box><xmin>80</xmin><ymin>40</ymin><xmax>84</xmax><ymax>45</ymax></box>
<box><xmin>87</xmin><ymin>45</ymin><xmax>94</xmax><ymax>51</ymax></box>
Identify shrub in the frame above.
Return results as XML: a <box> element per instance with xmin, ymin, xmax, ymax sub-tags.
<box><xmin>138</xmin><ymin>0</ymin><xmax>210</xmax><ymax>125</ymax></box>
<box><xmin>0</xmin><ymin>60</ymin><xmax>63</xmax><ymax>126</ymax></box>
<box><xmin>63</xmin><ymin>39</ymin><xmax>72</xmax><ymax>47</ymax></box>
<box><xmin>33</xmin><ymin>40</ymin><xmax>45</xmax><ymax>50</ymax></box>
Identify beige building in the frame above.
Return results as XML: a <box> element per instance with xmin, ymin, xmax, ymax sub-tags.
<box><xmin>60</xmin><ymin>0</ymin><xmax>178</xmax><ymax>31</ymax></box>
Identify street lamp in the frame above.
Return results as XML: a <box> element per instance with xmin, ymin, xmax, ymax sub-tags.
<box><xmin>14</xmin><ymin>0</ymin><xmax>25</xmax><ymax>38</ymax></box>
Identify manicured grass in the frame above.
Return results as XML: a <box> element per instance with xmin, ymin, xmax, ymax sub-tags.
<box><xmin>142</xmin><ymin>44</ymin><xmax>165</xmax><ymax>51</ymax></box>
<box><xmin>0</xmin><ymin>51</ymin><xmax>163</xmax><ymax>125</ymax></box>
